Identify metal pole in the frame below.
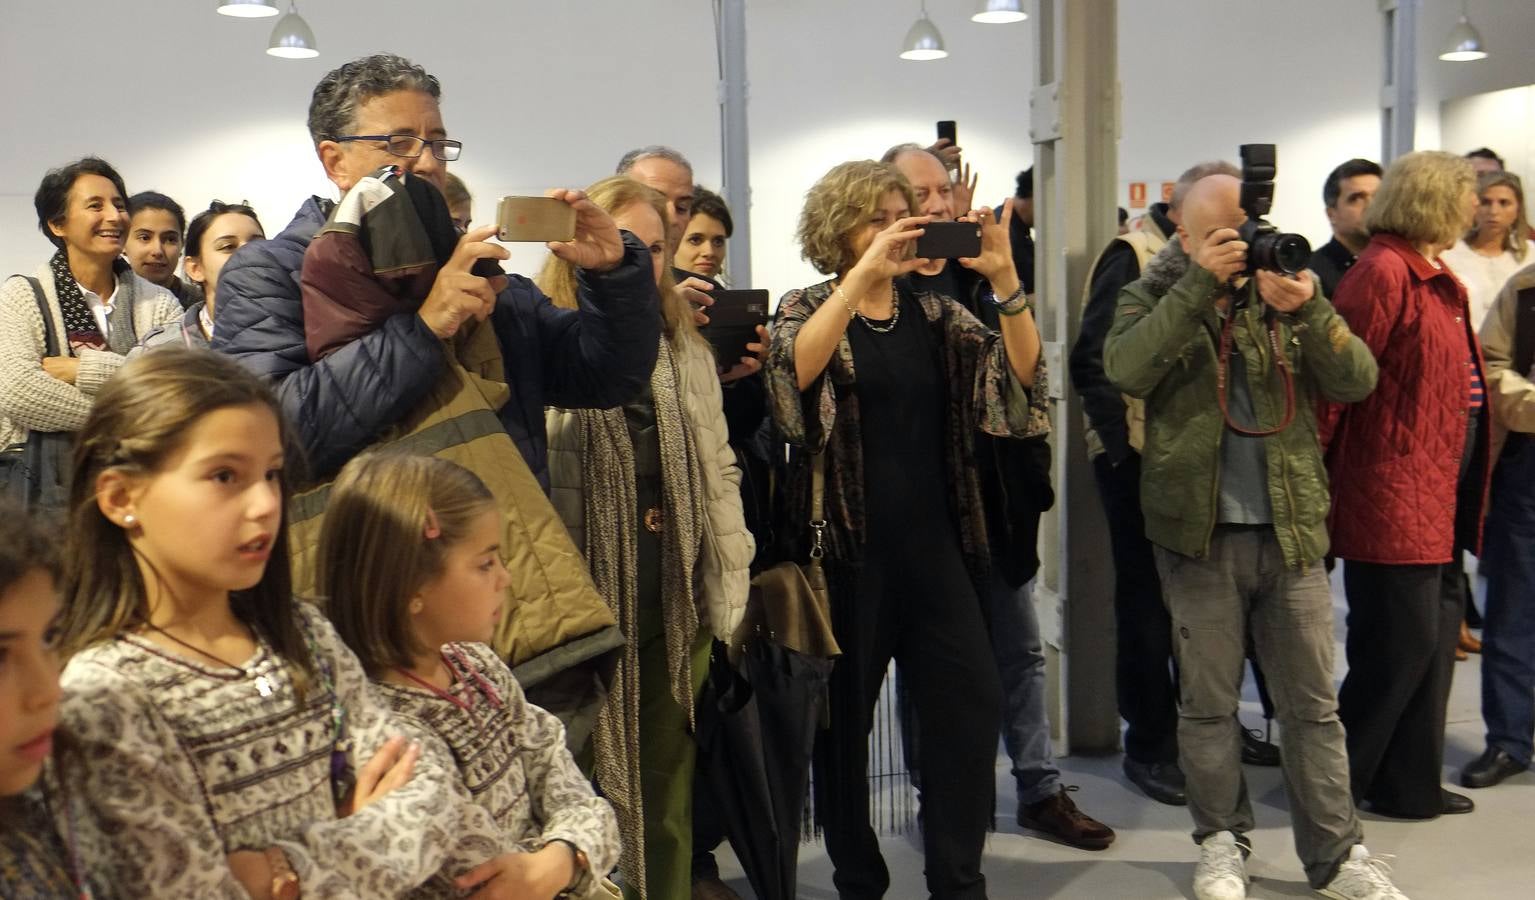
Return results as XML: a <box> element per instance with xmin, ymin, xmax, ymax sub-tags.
<box><xmin>1380</xmin><ymin>0</ymin><xmax>1417</xmax><ymax>161</ymax></box>
<box><xmin>1031</xmin><ymin>0</ymin><xmax>1121</xmax><ymax>753</ymax></box>
<box><xmin>717</xmin><ymin>0</ymin><xmax>752</xmax><ymax>288</ymax></box>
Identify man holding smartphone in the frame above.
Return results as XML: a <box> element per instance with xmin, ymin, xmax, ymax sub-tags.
<box><xmin>882</xmin><ymin>143</ymin><xmax>1116</xmax><ymax>852</ymax></box>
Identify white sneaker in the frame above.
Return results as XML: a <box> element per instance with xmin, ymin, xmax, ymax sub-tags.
<box><xmin>1194</xmin><ymin>831</ymin><xmax>1249</xmax><ymax>900</ymax></box>
<box><xmin>1317</xmin><ymin>844</ymin><xmax>1409</xmax><ymax>900</ymax></box>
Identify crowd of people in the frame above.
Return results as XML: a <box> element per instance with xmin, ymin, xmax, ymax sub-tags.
<box><xmin>1</xmin><ymin>49</ymin><xmax>1532</xmax><ymax>900</ymax></box>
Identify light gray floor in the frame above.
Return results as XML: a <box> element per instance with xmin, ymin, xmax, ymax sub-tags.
<box><xmin>713</xmin><ymin>569</ymin><xmax>1533</xmax><ymax>898</ymax></box>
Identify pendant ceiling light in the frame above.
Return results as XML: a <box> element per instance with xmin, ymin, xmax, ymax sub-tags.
<box><xmin>1439</xmin><ymin>1</ymin><xmax>1488</xmax><ymax>61</ymax></box>
<box><xmin>217</xmin><ymin>0</ymin><xmax>279</xmax><ymax>17</ymax></box>
<box><xmin>267</xmin><ymin>1</ymin><xmax>318</xmax><ymax>59</ymax></box>
<box><xmin>972</xmin><ymin>0</ymin><xmax>1028</xmax><ymax>24</ymax></box>
<box><xmin>900</xmin><ymin>3</ymin><xmax>948</xmax><ymax>61</ymax></box>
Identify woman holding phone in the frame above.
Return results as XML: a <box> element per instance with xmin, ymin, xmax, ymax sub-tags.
<box><xmin>763</xmin><ymin>159</ymin><xmax>1046</xmax><ymax>899</ymax></box>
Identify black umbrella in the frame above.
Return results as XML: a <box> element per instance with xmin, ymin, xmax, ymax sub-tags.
<box><xmin>695</xmin><ymin>566</ymin><xmax>840</xmax><ymax>900</ymax></box>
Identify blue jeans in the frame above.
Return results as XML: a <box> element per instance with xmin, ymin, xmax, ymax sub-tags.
<box><xmin>988</xmin><ymin>573</ymin><xmax>1061</xmax><ymax>805</ymax></box>
<box><xmin>1482</xmin><ymin>440</ymin><xmax>1535</xmax><ymax>767</ymax></box>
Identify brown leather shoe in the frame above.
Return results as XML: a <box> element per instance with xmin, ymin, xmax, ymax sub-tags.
<box><xmin>1459</xmin><ymin>620</ymin><xmax>1482</xmax><ymax>655</ymax></box>
<box><xmin>692</xmin><ymin>876</ymin><xmax>744</xmax><ymax>900</ymax></box>
<box><xmin>1018</xmin><ymin>786</ymin><xmax>1116</xmax><ymax>850</ymax></box>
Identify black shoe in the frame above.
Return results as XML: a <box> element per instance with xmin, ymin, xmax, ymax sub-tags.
<box><xmin>1441</xmin><ymin>788</ymin><xmax>1475</xmax><ymax>814</ymax></box>
<box><xmin>1461</xmin><ymin>746</ymin><xmax>1529</xmax><ymax>789</ymax></box>
<box><xmin>1123</xmin><ymin>757</ymin><xmax>1187</xmax><ymax>806</ymax></box>
<box><xmin>1240</xmin><ymin>727</ymin><xmax>1280</xmax><ymax>766</ymax></box>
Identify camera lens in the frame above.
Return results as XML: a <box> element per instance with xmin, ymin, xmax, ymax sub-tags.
<box><xmin>1249</xmin><ymin>230</ymin><xmax>1312</xmax><ymax>276</ymax></box>
<box><xmin>1271</xmin><ymin>233</ymin><xmax>1311</xmax><ymax>275</ymax></box>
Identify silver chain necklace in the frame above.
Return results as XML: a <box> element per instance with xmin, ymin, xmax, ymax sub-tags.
<box><xmin>857</xmin><ymin>285</ymin><xmax>900</xmax><ymax>334</ymax></box>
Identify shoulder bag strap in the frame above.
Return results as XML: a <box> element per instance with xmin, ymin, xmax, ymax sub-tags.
<box><xmin>21</xmin><ymin>277</ymin><xmax>61</xmax><ymax>357</ymax></box>
<box><xmin>806</xmin><ymin>450</ymin><xmax>828</xmax><ymax>562</ymax></box>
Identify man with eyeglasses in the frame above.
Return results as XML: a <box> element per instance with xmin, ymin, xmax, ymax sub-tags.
<box><xmin>214</xmin><ymin>52</ymin><xmax>660</xmax><ymax>488</ymax></box>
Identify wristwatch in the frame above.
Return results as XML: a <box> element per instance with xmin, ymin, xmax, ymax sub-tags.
<box><xmin>266</xmin><ymin>846</ymin><xmax>301</xmax><ymax>900</ymax></box>
<box><xmin>549</xmin><ymin>839</ymin><xmax>589</xmax><ymax>898</ymax></box>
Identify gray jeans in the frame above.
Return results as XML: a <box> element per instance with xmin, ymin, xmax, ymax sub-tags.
<box><xmin>1154</xmin><ymin>526</ymin><xmax>1362</xmax><ymax>889</ymax></box>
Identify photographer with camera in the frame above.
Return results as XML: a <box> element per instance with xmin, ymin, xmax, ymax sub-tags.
<box><xmin>1104</xmin><ymin>159</ymin><xmax>1404</xmax><ymax>900</ymax></box>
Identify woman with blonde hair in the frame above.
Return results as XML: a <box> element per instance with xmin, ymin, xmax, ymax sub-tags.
<box><xmin>764</xmin><ymin>159</ymin><xmax>1046</xmax><ymax>899</ymax></box>
<box><xmin>1442</xmin><ymin>171</ymin><xmax>1534</xmax><ymax>328</ymax></box>
<box><xmin>539</xmin><ymin>176</ymin><xmax>753</xmax><ymax>900</ymax></box>
<box><xmin>1324</xmin><ymin>150</ymin><xmax>1488</xmax><ymax>820</ymax></box>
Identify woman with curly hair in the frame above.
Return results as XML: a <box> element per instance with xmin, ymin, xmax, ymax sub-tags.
<box><xmin>764</xmin><ymin>159</ymin><xmax>1046</xmax><ymax>899</ymax></box>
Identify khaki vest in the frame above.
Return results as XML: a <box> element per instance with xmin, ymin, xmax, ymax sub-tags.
<box><xmin>288</xmin><ymin>320</ymin><xmax>622</xmax><ymax>689</ymax></box>
<box><xmin>1082</xmin><ymin>224</ymin><xmax>1168</xmax><ymax>458</ymax></box>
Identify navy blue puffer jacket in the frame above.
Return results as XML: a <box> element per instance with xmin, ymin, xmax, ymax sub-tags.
<box><xmin>211</xmin><ymin>197</ymin><xmax>661</xmax><ymax>489</ymax></box>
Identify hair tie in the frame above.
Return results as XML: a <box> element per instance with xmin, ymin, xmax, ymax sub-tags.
<box><xmin>424</xmin><ymin>509</ymin><xmax>442</xmax><ymax>541</ymax></box>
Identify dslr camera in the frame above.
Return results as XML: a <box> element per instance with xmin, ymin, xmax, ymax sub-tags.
<box><xmin>1237</xmin><ymin>144</ymin><xmax>1311</xmax><ymax>276</ymax></box>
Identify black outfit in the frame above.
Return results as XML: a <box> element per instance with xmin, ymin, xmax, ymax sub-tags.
<box><xmin>1006</xmin><ymin>201</ymin><xmax>1036</xmax><ymax>295</ymax></box>
<box><xmin>1340</xmin><ymin>410</ymin><xmax>1482</xmax><ymax>817</ymax></box>
<box><xmin>818</xmin><ymin>294</ymin><xmax>1001</xmax><ymax>900</ymax></box>
<box><xmin>1308</xmin><ymin>237</ymin><xmax>1359</xmax><ymax>301</ymax></box>
<box><xmin>685</xmin><ymin>264</ymin><xmax>777</xmax><ymax>884</ymax></box>
<box><xmin>1069</xmin><ymin>218</ymin><xmax>1180</xmax><ymax>764</ymax></box>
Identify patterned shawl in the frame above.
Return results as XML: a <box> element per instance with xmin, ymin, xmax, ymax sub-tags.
<box><xmin>578</xmin><ymin>336</ymin><xmax>705</xmax><ymax>900</ymax></box>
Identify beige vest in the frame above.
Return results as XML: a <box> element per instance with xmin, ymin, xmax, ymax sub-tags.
<box><xmin>1082</xmin><ymin>222</ymin><xmax>1169</xmax><ymax>458</ymax></box>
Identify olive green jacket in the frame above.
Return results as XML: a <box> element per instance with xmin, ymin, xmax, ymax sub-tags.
<box><xmin>1103</xmin><ymin>242</ymin><xmax>1378</xmax><ymax>566</ymax></box>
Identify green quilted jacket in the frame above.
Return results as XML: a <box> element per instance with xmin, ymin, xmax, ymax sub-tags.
<box><xmin>1102</xmin><ymin>242</ymin><xmax>1377</xmax><ymax>567</ymax></box>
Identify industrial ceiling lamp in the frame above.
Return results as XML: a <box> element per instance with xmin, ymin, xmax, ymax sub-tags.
<box><xmin>900</xmin><ymin>2</ymin><xmax>948</xmax><ymax>61</ymax></box>
<box><xmin>1439</xmin><ymin>1</ymin><xmax>1488</xmax><ymax>61</ymax></box>
<box><xmin>972</xmin><ymin>0</ymin><xmax>1028</xmax><ymax>24</ymax></box>
<box><xmin>217</xmin><ymin>0</ymin><xmax>279</xmax><ymax>17</ymax></box>
<box><xmin>267</xmin><ymin>1</ymin><xmax>318</xmax><ymax>59</ymax></box>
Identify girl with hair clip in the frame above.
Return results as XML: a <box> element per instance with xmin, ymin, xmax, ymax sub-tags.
<box><xmin>51</xmin><ymin>346</ymin><xmax>473</xmax><ymax>899</ymax></box>
<box><xmin>319</xmin><ymin>452</ymin><xmax>620</xmax><ymax>900</ymax></box>
<box><xmin>538</xmin><ymin>176</ymin><xmax>754</xmax><ymax>900</ymax></box>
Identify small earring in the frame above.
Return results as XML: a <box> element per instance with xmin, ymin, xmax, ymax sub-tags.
<box><xmin>122</xmin><ymin>514</ymin><xmax>136</xmax><ymax>527</ymax></box>
<box><xmin>409</xmin><ymin>599</ymin><xmax>424</xmax><ymax>614</ymax></box>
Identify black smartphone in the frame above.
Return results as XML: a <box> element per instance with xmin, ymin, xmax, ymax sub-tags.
<box><xmin>936</xmin><ymin>120</ymin><xmax>957</xmax><ymax>146</ymax></box>
<box><xmin>699</xmin><ymin>289</ymin><xmax>770</xmax><ymax>365</ymax></box>
<box><xmin>914</xmin><ymin>221</ymin><xmax>982</xmax><ymax>260</ymax></box>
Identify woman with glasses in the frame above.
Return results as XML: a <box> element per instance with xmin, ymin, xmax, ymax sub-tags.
<box><xmin>0</xmin><ymin>157</ymin><xmax>181</xmax><ymax>507</ymax></box>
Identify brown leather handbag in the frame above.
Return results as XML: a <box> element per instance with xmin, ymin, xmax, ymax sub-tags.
<box><xmin>735</xmin><ymin>452</ymin><xmax>841</xmax><ymax>660</ymax></box>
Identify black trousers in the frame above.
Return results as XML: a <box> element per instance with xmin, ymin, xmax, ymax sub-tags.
<box><xmin>1338</xmin><ymin>560</ymin><xmax>1461</xmax><ymax>815</ymax></box>
<box><xmin>1093</xmin><ymin>453</ymin><xmax>1181</xmax><ymax>763</ymax></box>
<box><xmin>815</xmin><ymin>540</ymin><xmax>1001</xmax><ymax>900</ymax></box>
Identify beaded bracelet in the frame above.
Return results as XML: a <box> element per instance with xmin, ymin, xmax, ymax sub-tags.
<box><xmin>835</xmin><ymin>283</ymin><xmax>860</xmax><ymax>320</ymax></box>
<box><xmin>992</xmin><ymin>285</ymin><xmax>1032</xmax><ymax>316</ymax></box>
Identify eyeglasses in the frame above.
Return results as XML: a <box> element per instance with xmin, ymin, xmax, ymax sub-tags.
<box><xmin>330</xmin><ymin>133</ymin><xmax>463</xmax><ymax>162</ymax></box>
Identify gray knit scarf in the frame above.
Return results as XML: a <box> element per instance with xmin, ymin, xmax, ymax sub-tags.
<box><xmin>580</xmin><ymin>337</ymin><xmax>705</xmax><ymax>900</ymax></box>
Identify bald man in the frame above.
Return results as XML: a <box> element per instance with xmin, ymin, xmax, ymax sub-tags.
<box><xmin>1104</xmin><ymin>177</ymin><xmax>1404</xmax><ymax>900</ymax></box>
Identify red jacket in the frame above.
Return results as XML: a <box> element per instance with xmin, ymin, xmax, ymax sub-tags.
<box><xmin>1322</xmin><ymin>233</ymin><xmax>1491</xmax><ymax>565</ymax></box>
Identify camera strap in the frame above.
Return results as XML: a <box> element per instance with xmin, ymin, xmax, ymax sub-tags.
<box><xmin>1215</xmin><ymin>306</ymin><xmax>1295</xmax><ymax>437</ymax></box>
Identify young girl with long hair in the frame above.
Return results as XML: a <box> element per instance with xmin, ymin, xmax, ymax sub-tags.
<box><xmin>52</xmin><ymin>347</ymin><xmax>468</xmax><ymax>898</ymax></box>
<box><xmin>319</xmin><ymin>452</ymin><xmax>620</xmax><ymax>899</ymax></box>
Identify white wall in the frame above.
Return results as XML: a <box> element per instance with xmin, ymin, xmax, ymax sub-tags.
<box><xmin>0</xmin><ymin>0</ymin><xmax>721</xmax><ymax>279</ymax></box>
<box><xmin>2</xmin><ymin>1</ymin><xmax>1534</xmax><ymax>296</ymax></box>
<box><xmin>1441</xmin><ymin>86</ymin><xmax>1535</xmax><ymax>179</ymax></box>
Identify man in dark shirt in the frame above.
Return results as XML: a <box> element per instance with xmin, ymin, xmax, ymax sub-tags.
<box><xmin>1308</xmin><ymin>159</ymin><xmax>1382</xmax><ymax>299</ymax></box>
